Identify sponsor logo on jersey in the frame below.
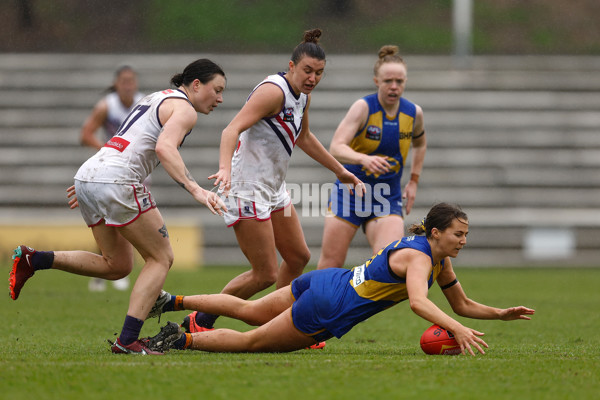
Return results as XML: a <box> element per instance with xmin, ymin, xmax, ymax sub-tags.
<box><xmin>399</xmin><ymin>131</ymin><xmax>413</xmax><ymax>140</ymax></box>
<box><xmin>282</xmin><ymin>107</ymin><xmax>295</xmax><ymax>122</ymax></box>
<box><xmin>352</xmin><ymin>264</ymin><xmax>366</xmax><ymax>287</ymax></box>
<box><xmin>104</xmin><ymin>137</ymin><xmax>130</xmax><ymax>152</ymax></box>
<box><xmin>365</xmin><ymin>125</ymin><xmax>381</xmax><ymax>140</ymax></box>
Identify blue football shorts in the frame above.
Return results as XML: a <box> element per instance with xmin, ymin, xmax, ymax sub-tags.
<box><xmin>328</xmin><ymin>180</ymin><xmax>403</xmax><ymax>227</ymax></box>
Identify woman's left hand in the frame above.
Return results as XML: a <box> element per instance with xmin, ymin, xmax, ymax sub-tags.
<box><xmin>499</xmin><ymin>306</ymin><xmax>536</xmax><ymax>321</ymax></box>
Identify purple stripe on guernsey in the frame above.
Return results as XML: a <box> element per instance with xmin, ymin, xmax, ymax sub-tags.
<box><xmin>265</xmin><ymin>118</ymin><xmax>293</xmax><ymax>156</ymax></box>
<box><xmin>277</xmin><ymin>72</ymin><xmax>301</xmax><ymax>100</ymax></box>
<box><xmin>153</xmin><ymin>89</ymin><xmax>193</xmax><ymax>146</ymax></box>
<box><xmin>174</xmin><ymin>89</ymin><xmax>194</xmax><ymax>146</ymax></box>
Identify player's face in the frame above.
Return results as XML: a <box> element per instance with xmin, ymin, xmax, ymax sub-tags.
<box><xmin>374</xmin><ymin>62</ymin><xmax>407</xmax><ymax>108</ymax></box>
<box><xmin>115</xmin><ymin>70</ymin><xmax>138</xmax><ymax>102</ymax></box>
<box><xmin>436</xmin><ymin>218</ymin><xmax>469</xmax><ymax>258</ymax></box>
<box><xmin>193</xmin><ymin>74</ymin><xmax>226</xmax><ymax>114</ymax></box>
<box><xmin>288</xmin><ymin>56</ymin><xmax>326</xmax><ymax>95</ymax></box>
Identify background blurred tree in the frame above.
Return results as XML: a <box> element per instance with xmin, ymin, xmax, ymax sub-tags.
<box><xmin>1</xmin><ymin>0</ymin><xmax>599</xmax><ymax>54</ymax></box>
<box><xmin>325</xmin><ymin>0</ymin><xmax>352</xmax><ymax>15</ymax></box>
<box><xmin>17</xmin><ymin>0</ymin><xmax>34</xmax><ymax>29</ymax></box>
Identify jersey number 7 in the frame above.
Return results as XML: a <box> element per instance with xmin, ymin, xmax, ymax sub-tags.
<box><xmin>116</xmin><ymin>104</ymin><xmax>150</xmax><ymax>136</ymax></box>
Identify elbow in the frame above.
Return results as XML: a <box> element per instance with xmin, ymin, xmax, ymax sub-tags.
<box><xmin>221</xmin><ymin>126</ymin><xmax>239</xmax><ymax>140</ymax></box>
<box><xmin>409</xmin><ymin>297</ymin><xmax>427</xmax><ymax>315</ymax></box>
<box><xmin>79</xmin><ymin>131</ymin><xmax>89</xmax><ymax>146</ymax></box>
<box><xmin>414</xmin><ymin>140</ymin><xmax>427</xmax><ymax>151</ymax></box>
<box><xmin>450</xmin><ymin>302</ymin><xmax>469</xmax><ymax>317</ymax></box>
<box><xmin>155</xmin><ymin>145</ymin><xmax>165</xmax><ymax>161</ymax></box>
<box><xmin>155</xmin><ymin>142</ymin><xmax>174</xmax><ymax>160</ymax></box>
<box><xmin>451</xmin><ymin>305</ymin><xmax>464</xmax><ymax>317</ymax></box>
<box><xmin>329</xmin><ymin>144</ymin><xmax>342</xmax><ymax>159</ymax></box>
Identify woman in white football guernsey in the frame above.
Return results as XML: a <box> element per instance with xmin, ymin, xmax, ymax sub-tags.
<box><xmin>9</xmin><ymin>59</ymin><xmax>227</xmax><ymax>355</ymax></box>
<box><xmin>80</xmin><ymin>65</ymin><xmax>145</xmax><ymax>292</ymax></box>
<box><xmin>80</xmin><ymin>65</ymin><xmax>144</xmax><ymax>149</ymax></box>
<box><xmin>181</xmin><ymin>29</ymin><xmax>364</xmax><ymax>335</ymax></box>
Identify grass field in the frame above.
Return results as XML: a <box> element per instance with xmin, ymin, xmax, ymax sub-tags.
<box><xmin>1</xmin><ymin>265</ymin><xmax>599</xmax><ymax>400</ymax></box>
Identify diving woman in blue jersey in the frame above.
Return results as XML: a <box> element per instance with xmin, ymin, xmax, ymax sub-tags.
<box><xmin>318</xmin><ymin>45</ymin><xmax>427</xmax><ymax>271</ymax></box>
<box><xmin>146</xmin><ymin>203</ymin><xmax>535</xmax><ymax>356</ymax></box>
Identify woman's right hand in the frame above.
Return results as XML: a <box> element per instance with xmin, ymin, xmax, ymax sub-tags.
<box><xmin>194</xmin><ymin>188</ymin><xmax>227</xmax><ymax>216</ymax></box>
<box><xmin>450</xmin><ymin>324</ymin><xmax>489</xmax><ymax>356</ymax></box>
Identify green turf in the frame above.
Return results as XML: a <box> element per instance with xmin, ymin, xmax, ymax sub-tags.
<box><xmin>1</xmin><ymin>266</ymin><xmax>599</xmax><ymax>400</ymax></box>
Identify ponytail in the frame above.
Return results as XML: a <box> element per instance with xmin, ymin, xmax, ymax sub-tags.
<box><xmin>408</xmin><ymin>203</ymin><xmax>468</xmax><ymax>238</ymax></box>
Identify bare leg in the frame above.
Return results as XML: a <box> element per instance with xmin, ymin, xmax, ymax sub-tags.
<box><xmin>188</xmin><ymin>307</ymin><xmax>315</xmax><ymax>353</ymax></box>
<box><xmin>364</xmin><ymin>215</ymin><xmax>404</xmax><ymax>254</ymax></box>
<box><xmin>317</xmin><ymin>216</ymin><xmax>358</xmax><ymax>269</ymax></box>
<box><xmin>51</xmin><ymin>222</ymin><xmax>134</xmax><ymax>280</ymax></box>
<box><xmin>182</xmin><ymin>286</ymin><xmax>294</xmax><ymax>326</ymax></box>
<box><xmin>117</xmin><ymin>208</ymin><xmax>174</xmax><ymax>320</ymax></box>
<box><xmin>220</xmin><ymin>219</ymin><xmax>279</xmax><ymax>299</ymax></box>
<box><xmin>272</xmin><ymin>204</ymin><xmax>311</xmax><ymax>288</ymax></box>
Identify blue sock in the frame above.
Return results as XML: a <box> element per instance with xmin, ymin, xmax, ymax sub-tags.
<box><xmin>31</xmin><ymin>251</ymin><xmax>54</xmax><ymax>271</ymax></box>
<box><xmin>194</xmin><ymin>312</ymin><xmax>218</xmax><ymax>328</ymax></box>
<box><xmin>161</xmin><ymin>295</ymin><xmax>177</xmax><ymax>312</ymax></box>
<box><xmin>119</xmin><ymin>315</ymin><xmax>144</xmax><ymax>346</ymax></box>
<box><xmin>172</xmin><ymin>333</ymin><xmax>188</xmax><ymax>350</ymax></box>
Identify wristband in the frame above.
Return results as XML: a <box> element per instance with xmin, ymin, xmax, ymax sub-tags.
<box><xmin>410</xmin><ymin>173</ymin><xmax>420</xmax><ymax>184</ymax></box>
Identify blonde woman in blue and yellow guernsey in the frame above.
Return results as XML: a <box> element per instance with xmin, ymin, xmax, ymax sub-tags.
<box><xmin>318</xmin><ymin>45</ymin><xmax>427</xmax><ymax>271</ymax></box>
<box><xmin>146</xmin><ymin>203</ymin><xmax>535</xmax><ymax>355</ymax></box>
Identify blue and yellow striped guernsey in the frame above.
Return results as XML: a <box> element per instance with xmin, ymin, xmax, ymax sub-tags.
<box><xmin>307</xmin><ymin>235</ymin><xmax>444</xmax><ymax>339</ymax></box>
<box><xmin>344</xmin><ymin>93</ymin><xmax>417</xmax><ymax>186</ymax></box>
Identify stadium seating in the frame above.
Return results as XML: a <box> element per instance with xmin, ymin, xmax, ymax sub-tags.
<box><xmin>1</xmin><ymin>54</ymin><xmax>599</xmax><ymax>267</ymax></box>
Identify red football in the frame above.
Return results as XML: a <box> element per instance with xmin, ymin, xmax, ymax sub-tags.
<box><xmin>420</xmin><ymin>324</ymin><xmax>462</xmax><ymax>355</ymax></box>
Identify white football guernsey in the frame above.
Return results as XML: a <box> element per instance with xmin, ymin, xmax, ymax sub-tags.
<box><xmin>230</xmin><ymin>73</ymin><xmax>307</xmax><ymax>205</ymax></box>
<box><xmin>102</xmin><ymin>91</ymin><xmax>144</xmax><ymax>142</ymax></box>
<box><xmin>75</xmin><ymin>89</ymin><xmax>192</xmax><ymax>185</ymax></box>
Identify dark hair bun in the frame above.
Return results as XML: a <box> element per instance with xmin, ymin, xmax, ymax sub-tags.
<box><xmin>303</xmin><ymin>28</ymin><xmax>322</xmax><ymax>44</ymax></box>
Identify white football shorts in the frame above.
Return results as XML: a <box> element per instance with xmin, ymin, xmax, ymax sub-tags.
<box><xmin>222</xmin><ymin>182</ymin><xmax>291</xmax><ymax>227</ymax></box>
<box><xmin>74</xmin><ymin>180</ymin><xmax>156</xmax><ymax>227</ymax></box>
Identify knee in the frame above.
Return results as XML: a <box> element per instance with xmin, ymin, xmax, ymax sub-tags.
<box><xmin>251</xmin><ymin>269</ymin><xmax>278</xmax><ymax>290</ymax></box>
<box><xmin>239</xmin><ymin>302</ymin><xmax>269</xmax><ymax>326</ymax></box>
<box><xmin>318</xmin><ymin>254</ymin><xmax>343</xmax><ymax>269</ymax></box>
<box><xmin>285</xmin><ymin>248</ymin><xmax>311</xmax><ymax>270</ymax></box>
<box><xmin>149</xmin><ymin>248</ymin><xmax>174</xmax><ymax>270</ymax></box>
<box><xmin>245</xmin><ymin>331</ymin><xmax>270</xmax><ymax>352</ymax></box>
<box><xmin>300</xmin><ymin>249</ymin><xmax>311</xmax><ymax>266</ymax></box>
<box><xmin>164</xmin><ymin>250</ymin><xmax>174</xmax><ymax>269</ymax></box>
<box><xmin>105</xmin><ymin>257</ymin><xmax>133</xmax><ymax>279</ymax></box>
